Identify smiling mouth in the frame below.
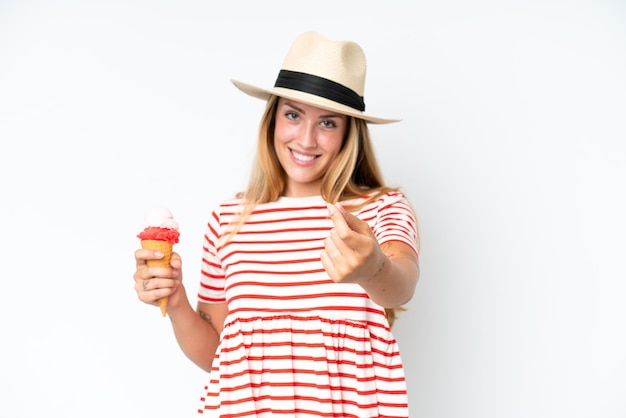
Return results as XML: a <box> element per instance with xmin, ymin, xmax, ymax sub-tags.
<box><xmin>290</xmin><ymin>149</ymin><xmax>319</xmax><ymax>163</ymax></box>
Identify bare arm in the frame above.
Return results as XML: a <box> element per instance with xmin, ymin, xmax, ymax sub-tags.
<box><xmin>357</xmin><ymin>240</ymin><xmax>419</xmax><ymax>308</ymax></box>
<box><xmin>167</xmin><ymin>298</ymin><xmax>228</xmax><ymax>372</ymax></box>
<box><xmin>134</xmin><ymin>249</ymin><xmax>227</xmax><ymax>372</ymax></box>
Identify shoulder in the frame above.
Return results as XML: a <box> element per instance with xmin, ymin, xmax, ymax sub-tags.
<box><xmin>348</xmin><ymin>190</ymin><xmax>414</xmax><ymax>212</ymax></box>
<box><xmin>212</xmin><ymin>196</ymin><xmax>245</xmax><ymax>214</ymax></box>
<box><xmin>204</xmin><ymin>196</ymin><xmax>245</xmax><ymax>227</ymax></box>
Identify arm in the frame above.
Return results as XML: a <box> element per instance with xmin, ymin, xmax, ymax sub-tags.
<box><xmin>168</xmin><ymin>299</ymin><xmax>227</xmax><ymax>373</ymax></box>
<box><xmin>358</xmin><ymin>240</ymin><xmax>419</xmax><ymax>307</ymax></box>
<box><xmin>134</xmin><ymin>250</ymin><xmax>226</xmax><ymax>372</ymax></box>
<box><xmin>321</xmin><ymin>203</ymin><xmax>419</xmax><ymax>308</ymax></box>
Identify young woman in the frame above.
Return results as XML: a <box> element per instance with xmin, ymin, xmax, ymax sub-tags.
<box><xmin>134</xmin><ymin>31</ymin><xmax>420</xmax><ymax>417</ymax></box>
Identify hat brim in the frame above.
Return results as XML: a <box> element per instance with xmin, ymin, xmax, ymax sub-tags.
<box><xmin>231</xmin><ymin>79</ymin><xmax>401</xmax><ymax>124</ymax></box>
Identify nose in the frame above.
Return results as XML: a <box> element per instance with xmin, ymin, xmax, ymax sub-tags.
<box><xmin>298</xmin><ymin>121</ymin><xmax>317</xmax><ymax>149</ymax></box>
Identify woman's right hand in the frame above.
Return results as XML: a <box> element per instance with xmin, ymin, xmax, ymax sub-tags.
<box><xmin>133</xmin><ymin>249</ymin><xmax>186</xmax><ymax>311</ymax></box>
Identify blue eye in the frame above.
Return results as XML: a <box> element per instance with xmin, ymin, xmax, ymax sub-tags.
<box><xmin>321</xmin><ymin>120</ymin><xmax>336</xmax><ymax>128</ymax></box>
<box><xmin>286</xmin><ymin>112</ymin><xmax>299</xmax><ymax>120</ymax></box>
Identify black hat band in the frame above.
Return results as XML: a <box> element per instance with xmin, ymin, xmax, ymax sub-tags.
<box><xmin>274</xmin><ymin>70</ymin><xmax>365</xmax><ymax>112</ymax></box>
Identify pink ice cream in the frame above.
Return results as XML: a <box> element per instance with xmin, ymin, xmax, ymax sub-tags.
<box><xmin>137</xmin><ymin>207</ymin><xmax>180</xmax><ymax>244</ymax></box>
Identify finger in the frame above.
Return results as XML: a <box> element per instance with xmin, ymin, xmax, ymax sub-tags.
<box><xmin>327</xmin><ymin>204</ymin><xmax>357</xmax><ymax>252</ymax></box>
<box><xmin>142</xmin><ymin>287</ymin><xmax>174</xmax><ymax>306</ymax></box>
<box><xmin>320</xmin><ymin>249</ymin><xmax>339</xmax><ymax>282</ymax></box>
<box><xmin>136</xmin><ymin>277</ymin><xmax>177</xmax><ymax>304</ymax></box>
<box><xmin>139</xmin><ymin>277</ymin><xmax>176</xmax><ymax>293</ymax></box>
<box><xmin>323</xmin><ymin>232</ymin><xmax>355</xmax><ymax>282</ymax></box>
<box><xmin>327</xmin><ymin>203</ymin><xmax>350</xmax><ymax>231</ymax></box>
<box><xmin>334</xmin><ymin>203</ymin><xmax>372</xmax><ymax>234</ymax></box>
<box><xmin>328</xmin><ymin>203</ymin><xmax>371</xmax><ymax>236</ymax></box>
<box><xmin>323</xmin><ymin>234</ymin><xmax>343</xmax><ymax>259</ymax></box>
<box><xmin>135</xmin><ymin>248</ymin><xmax>165</xmax><ymax>266</ymax></box>
<box><xmin>133</xmin><ymin>263</ymin><xmax>179</xmax><ymax>287</ymax></box>
<box><xmin>170</xmin><ymin>252</ymin><xmax>182</xmax><ymax>269</ymax></box>
<box><xmin>327</xmin><ymin>205</ymin><xmax>366</xmax><ymax>254</ymax></box>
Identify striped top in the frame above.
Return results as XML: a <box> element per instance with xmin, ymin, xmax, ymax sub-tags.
<box><xmin>197</xmin><ymin>192</ymin><xmax>418</xmax><ymax>417</ymax></box>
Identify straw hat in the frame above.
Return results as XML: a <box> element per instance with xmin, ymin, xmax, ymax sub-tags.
<box><xmin>231</xmin><ymin>31</ymin><xmax>401</xmax><ymax>124</ymax></box>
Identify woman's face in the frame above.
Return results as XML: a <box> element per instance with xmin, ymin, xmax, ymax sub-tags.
<box><xmin>273</xmin><ymin>98</ymin><xmax>348</xmax><ymax>197</ymax></box>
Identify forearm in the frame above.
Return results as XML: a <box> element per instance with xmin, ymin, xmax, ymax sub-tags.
<box><xmin>359</xmin><ymin>243</ymin><xmax>420</xmax><ymax>308</ymax></box>
<box><xmin>168</xmin><ymin>295</ymin><xmax>221</xmax><ymax>372</ymax></box>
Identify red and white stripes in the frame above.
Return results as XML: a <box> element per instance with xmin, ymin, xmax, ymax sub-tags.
<box><xmin>196</xmin><ymin>193</ymin><xmax>417</xmax><ymax>417</ymax></box>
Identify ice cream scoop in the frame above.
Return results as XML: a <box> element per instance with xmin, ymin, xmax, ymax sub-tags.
<box><xmin>137</xmin><ymin>207</ymin><xmax>180</xmax><ymax>316</ymax></box>
<box><xmin>144</xmin><ymin>207</ymin><xmax>179</xmax><ymax>230</ymax></box>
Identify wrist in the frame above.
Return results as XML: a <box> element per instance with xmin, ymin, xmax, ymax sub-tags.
<box><xmin>362</xmin><ymin>253</ymin><xmax>389</xmax><ymax>285</ymax></box>
<box><xmin>166</xmin><ymin>285</ymin><xmax>191</xmax><ymax>318</ymax></box>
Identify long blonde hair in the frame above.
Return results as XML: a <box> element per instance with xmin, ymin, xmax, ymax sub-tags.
<box><xmin>233</xmin><ymin>95</ymin><xmax>405</xmax><ymax>326</ymax></box>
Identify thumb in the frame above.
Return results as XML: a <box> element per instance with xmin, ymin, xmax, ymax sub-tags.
<box><xmin>170</xmin><ymin>252</ymin><xmax>182</xmax><ymax>269</ymax></box>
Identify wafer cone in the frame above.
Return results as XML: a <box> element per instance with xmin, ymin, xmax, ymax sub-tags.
<box><xmin>141</xmin><ymin>239</ymin><xmax>173</xmax><ymax>317</ymax></box>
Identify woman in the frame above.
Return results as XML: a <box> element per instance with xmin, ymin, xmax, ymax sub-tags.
<box><xmin>134</xmin><ymin>31</ymin><xmax>420</xmax><ymax>417</ymax></box>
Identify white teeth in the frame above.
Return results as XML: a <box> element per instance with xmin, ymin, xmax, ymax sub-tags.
<box><xmin>292</xmin><ymin>150</ymin><xmax>316</xmax><ymax>162</ymax></box>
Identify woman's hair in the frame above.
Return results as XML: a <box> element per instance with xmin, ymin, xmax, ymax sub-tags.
<box><xmin>231</xmin><ymin>95</ymin><xmax>403</xmax><ymax>326</ymax></box>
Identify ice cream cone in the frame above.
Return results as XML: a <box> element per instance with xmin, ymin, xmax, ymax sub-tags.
<box><xmin>141</xmin><ymin>239</ymin><xmax>173</xmax><ymax>267</ymax></box>
<box><xmin>141</xmin><ymin>239</ymin><xmax>173</xmax><ymax>316</ymax></box>
<box><xmin>138</xmin><ymin>207</ymin><xmax>180</xmax><ymax>318</ymax></box>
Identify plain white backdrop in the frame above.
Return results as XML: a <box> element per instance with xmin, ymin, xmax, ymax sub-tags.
<box><xmin>1</xmin><ymin>1</ymin><xmax>625</xmax><ymax>417</ymax></box>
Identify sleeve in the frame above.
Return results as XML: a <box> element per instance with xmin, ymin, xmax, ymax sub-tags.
<box><xmin>373</xmin><ymin>192</ymin><xmax>419</xmax><ymax>255</ymax></box>
<box><xmin>197</xmin><ymin>209</ymin><xmax>227</xmax><ymax>304</ymax></box>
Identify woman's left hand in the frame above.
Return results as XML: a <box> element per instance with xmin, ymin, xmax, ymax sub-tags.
<box><xmin>321</xmin><ymin>203</ymin><xmax>387</xmax><ymax>284</ymax></box>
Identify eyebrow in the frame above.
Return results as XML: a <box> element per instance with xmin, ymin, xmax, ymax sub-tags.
<box><xmin>282</xmin><ymin>101</ymin><xmax>343</xmax><ymax>119</ymax></box>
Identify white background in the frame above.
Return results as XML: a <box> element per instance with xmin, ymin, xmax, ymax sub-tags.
<box><xmin>1</xmin><ymin>1</ymin><xmax>625</xmax><ymax>417</ymax></box>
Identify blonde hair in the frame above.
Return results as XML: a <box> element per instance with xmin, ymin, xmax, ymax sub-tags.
<box><xmin>232</xmin><ymin>95</ymin><xmax>406</xmax><ymax>326</ymax></box>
